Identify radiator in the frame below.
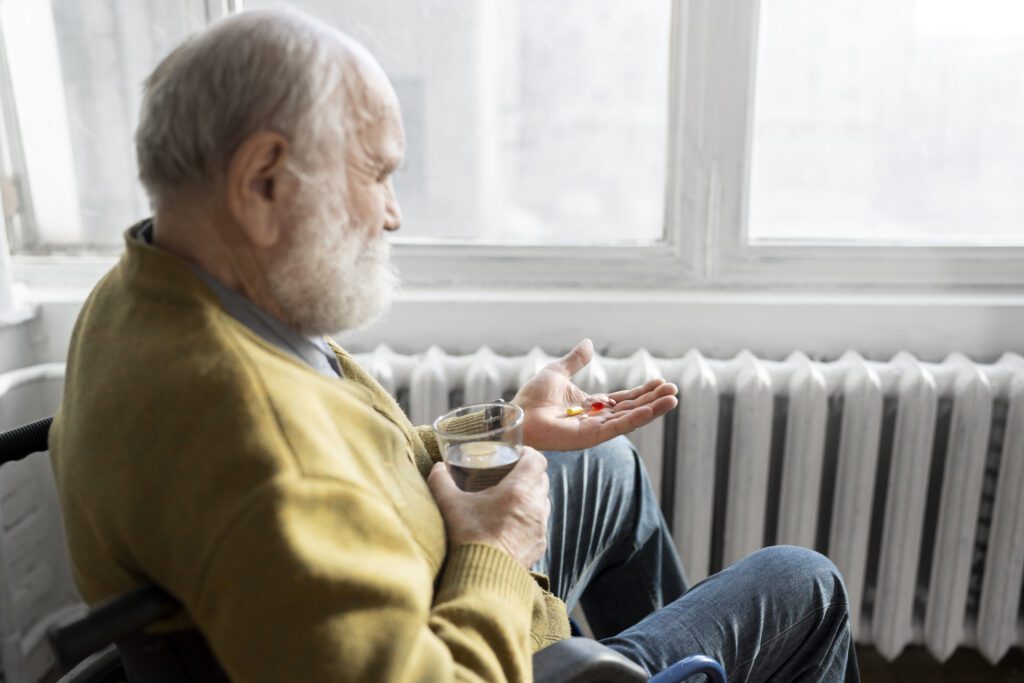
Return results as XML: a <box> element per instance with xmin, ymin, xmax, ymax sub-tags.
<box><xmin>351</xmin><ymin>345</ymin><xmax>1024</xmax><ymax>664</ymax></box>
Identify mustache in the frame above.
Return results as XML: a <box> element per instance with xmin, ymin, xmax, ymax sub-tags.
<box><xmin>357</xmin><ymin>234</ymin><xmax>392</xmax><ymax>264</ymax></box>
<box><xmin>363</xmin><ymin>236</ymin><xmax>401</xmax><ymax>290</ymax></box>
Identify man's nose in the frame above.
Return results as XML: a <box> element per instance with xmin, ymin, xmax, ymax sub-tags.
<box><xmin>383</xmin><ymin>180</ymin><xmax>402</xmax><ymax>232</ymax></box>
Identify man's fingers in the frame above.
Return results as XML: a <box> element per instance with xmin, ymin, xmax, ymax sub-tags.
<box><xmin>596</xmin><ymin>406</ymin><xmax>654</xmax><ymax>441</ymax></box>
<box><xmin>505</xmin><ymin>447</ymin><xmax>548</xmax><ymax>482</ymax></box>
<box><xmin>607</xmin><ymin>378</ymin><xmax>665</xmax><ymax>403</ymax></box>
<box><xmin>550</xmin><ymin>339</ymin><xmax>594</xmax><ymax>378</ymax></box>
<box><xmin>595</xmin><ymin>395</ymin><xmax>679</xmax><ymax>440</ymax></box>
<box><xmin>610</xmin><ymin>382</ymin><xmax>679</xmax><ymax>413</ymax></box>
<box><xmin>585</xmin><ymin>393</ymin><xmax>616</xmax><ymax>408</ymax></box>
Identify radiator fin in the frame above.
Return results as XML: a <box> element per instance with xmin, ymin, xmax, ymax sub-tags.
<box><xmin>776</xmin><ymin>352</ymin><xmax>828</xmax><ymax>550</ymax></box>
<box><xmin>410</xmin><ymin>346</ymin><xmax>448</xmax><ymax>426</ymax></box>
<box><xmin>723</xmin><ymin>352</ymin><xmax>773</xmax><ymax>567</ymax></box>
<box><xmin>874</xmin><ymin>355</ymin><xmax>938</xmax><ymax>659</ymax></box>
<box><xmin>925</xmin><ymin>358</ymin><xmax>991</xmax><ymax>660</ymax></box>
<box><xmin>977</xmin><ymin>371</ymin><xmax>1024</xmax><ymax>663</ymax></box>
<box><xmin>829</xmin><ymin>353</ymin><xmax>883</xmax><ymax>636</ymax></box>
<box><xmin>627</xmin><ymin>349</ymin><xmax>665</xmax><ymax>501</ymax></box>
<box><xmin>464</xmin><ymin>348</ymin><xmax>501</xmax><ymax>405</ymax></box>
<box><xmin>675</xmin><ymin>351</ymin><xmax>719</xmax><ymax>583</ymax></box>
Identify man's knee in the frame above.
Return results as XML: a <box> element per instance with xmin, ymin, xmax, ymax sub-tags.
<box><xmin>588</xmin><ymin>435</ymin><xmax>639</xmax><ymax>481</ymax></box>
<box><xmin>544</xmin><ymin>436</ymin><xmax>646</xmax><ymax>524</ymax></box>
<box><xmin>751</xmin><ymin>545</ymin><xmax>851</xmax><ymax>609</ymax></box>
<box><xmin>546</xmin><ymin>435</ymin><xmax>637</xmax><ymax>485</ymax></box>
<box><xmin>585</xmin><ymin>436</ymin><xmax>653</xmax><ymax>510</ymax></box>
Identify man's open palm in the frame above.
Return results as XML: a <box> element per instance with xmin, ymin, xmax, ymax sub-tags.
<box><xmin>511</xmin><ymin>339</ymin><xmax>679</xmax><ymax>452</ymax></box>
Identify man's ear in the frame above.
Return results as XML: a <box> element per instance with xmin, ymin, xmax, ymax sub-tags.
<box><xmin>225</xmin><ymin>131</ymin><xmax>293</xmax><ymax>248</ymax></box>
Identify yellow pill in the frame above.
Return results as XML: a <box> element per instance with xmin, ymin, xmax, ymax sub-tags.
<box><xmin>566</xmin><ymin>406</ymin><xmax>584</xmax><ymax>416</ymax></box>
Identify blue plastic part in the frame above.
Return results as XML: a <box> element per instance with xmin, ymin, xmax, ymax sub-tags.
<box><xmin>647</xmin><ymin>654</ymin><xmax>727</xmax><ymax>683</ymax></box>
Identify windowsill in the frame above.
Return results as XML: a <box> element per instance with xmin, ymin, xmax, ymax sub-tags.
<box><xmin>0</xmin><ymin>303</ymin><xmax>35</xmax><ymax>328</ymax></box>
<box><xmin>19</xmin><ymin>283</ymin><xmax>1024</xmax><ymax>365</ymax></box>
<box><xmin>0</xmin><ymin>299</ymin><xmax>39</xmax><ymax>374</ymax></box>
<box><xmin>23</xmin><ymin>280</ymin><xmax>1024</xmax><ymax>305</ymax></box>
<box><xmin>394</xmin><ymin>287</ymin><xmax>1024</xmax><ymax>306</ymax></box>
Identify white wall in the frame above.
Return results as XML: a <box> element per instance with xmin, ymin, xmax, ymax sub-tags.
<box><xmin>0</xmin><ymin>319</ymin><xmax>37</xmax><ymax>374</ymax></box>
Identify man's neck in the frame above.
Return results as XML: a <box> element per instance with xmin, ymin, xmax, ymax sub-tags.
<box><xmin>151</xmin><ymin>208</ymin><xmax>290</xmax><ymax>326</ymax></box>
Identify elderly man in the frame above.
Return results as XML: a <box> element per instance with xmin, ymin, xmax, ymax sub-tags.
<box><xmin>50</xmin><ymin>8</ymin><xmax>859</xmax><ymax>683</ymax></box>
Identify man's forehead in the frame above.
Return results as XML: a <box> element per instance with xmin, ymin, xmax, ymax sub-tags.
<box><xmin>341</xmin><ymin>69</ymin><xmax>405</xmax><ymax>160</ymax></box>
<box><xmin>312</xmin><ymin>32</ymin><xmax>404</xmax><ymax>167</ymax></box>
<box><xmin>377</xmin><ymin>106</ymin><xmax>406</xmax><ymax>161</ymax></box>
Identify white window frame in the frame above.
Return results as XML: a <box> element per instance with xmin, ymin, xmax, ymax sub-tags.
<box><xmin>9</xmin><ymin>0</ymin><xmax>698</xmax><ymax>290</ymax></box>
<box><xmin>7</xmin><ymin>0</ymin><xmax>1024</xmax><ymax>293</ymax></box>
<box><xmin>205</xmin><ymin>0</ymin><xmax>240</xmax><ymax>21</ymax></box>
<box><xmin>686</xmin><ymin>0</ymin><xmax>1024</xmax><ymax>290</ymax></box>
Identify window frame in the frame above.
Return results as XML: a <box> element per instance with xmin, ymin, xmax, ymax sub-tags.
<box><xmin>206</xmin><ymin>0</ymin><xmax>241</xmax><ymax>20</ymax></box>
<box><xmin>689</xmin><ymin>0</ymin><xmax>1024</xmax><ymax>290</ymax></box>
<box><xmin>7</xmin><ymin>0</ymin><xmax>697</xmax><ymax>290</ymax></box>
<box><xmin>310</xmin><ymin>0</ymin><xmax>698</xmax><ymax>290</ymax></box>
<box><xmin>6</xmin><ymin>0</ymin><xmax>1024</xmax><ymax>293</ymax></box>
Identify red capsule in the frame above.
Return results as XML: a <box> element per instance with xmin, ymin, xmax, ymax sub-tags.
<box><xmin>589</xmin><ymin>401</ymin><xmax>606</xmax><ymax>412</ymax></box>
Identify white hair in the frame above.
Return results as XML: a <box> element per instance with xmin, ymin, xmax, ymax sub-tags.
<box><xmin>135</xmin><ymin>8</ymin><xmax>350</xmax><ymax>209</ymax></box>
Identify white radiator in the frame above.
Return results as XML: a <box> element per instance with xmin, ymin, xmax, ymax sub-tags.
<box><xmin>351</xmin><ymin>345</ymin><xmax>1024</xmax><ymax>664</ymax></box>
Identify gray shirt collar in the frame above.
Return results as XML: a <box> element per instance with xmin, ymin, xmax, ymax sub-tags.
<box><xmin>137</xmin><ymin>221</ymin><xmax>342</xmax><ymax>379</ymax></box>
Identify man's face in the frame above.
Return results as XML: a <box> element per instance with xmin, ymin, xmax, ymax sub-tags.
<box><xmin>266</xmin><ymin>71</ymin><xmax>406</xmax><ymax>336</ymax></box>
<box><xmin>344</xmin><ymin>95</ymin><xmax>405</xmax><ymax>244</ymax></box>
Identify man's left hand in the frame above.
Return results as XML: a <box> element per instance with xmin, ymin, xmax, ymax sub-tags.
<box><xmin>512</xmin><ymin>339</ymin><xmax>678</xmax><ymax>452</ymax></box>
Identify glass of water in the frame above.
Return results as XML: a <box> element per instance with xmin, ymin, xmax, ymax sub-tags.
<box><xmin>432</xmin><ymin>402</ymin><xmax>524</xmax><ymax>492</ymax></box>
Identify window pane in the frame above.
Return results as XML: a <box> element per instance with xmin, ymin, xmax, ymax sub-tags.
<box><xmin>244</xmin><ymin>0</ymin><xmax>671</xmax><ymax>245</ymax></box>
<box><xmin>748</xmin><ymin>0</ymin><xmax>1024</xmax><ymax>244</ymax></box>
<box><xmin>0</xmin><ymin>0</ymin><xmax>205</xmax><ymax>251</ymax></box>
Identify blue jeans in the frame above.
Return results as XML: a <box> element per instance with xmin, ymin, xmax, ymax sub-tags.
<box><xmin>536</xmin><ymin>436</ymin><xmax>860</xmax><ymax>682</ymax></box>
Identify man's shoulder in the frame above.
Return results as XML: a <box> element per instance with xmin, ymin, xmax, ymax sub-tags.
<box><xmin>69</xmin><ymin>259</ymin><xmax>257</xmax><ymax>398</ymax></box>
<box><xmin>61</xmin><ymin>255</ymin><xmax>397</xmax><ymax>476</ymax></box>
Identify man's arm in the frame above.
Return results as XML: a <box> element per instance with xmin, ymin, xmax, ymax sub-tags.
<box><xmin>416</xmin><ymin>424</ymin><xmax>443</xmax><ymax>461</ymax></box>
<box><xmin>191</xmin><ymin>474</ymin><xmax>537</xmax><ymax>682</ymax></box>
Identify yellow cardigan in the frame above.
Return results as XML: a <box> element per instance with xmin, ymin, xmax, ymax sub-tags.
<box><xmin>49</xmin><ymin>230</ymin><xmax>570</xmax><ymax>682</ymax></box>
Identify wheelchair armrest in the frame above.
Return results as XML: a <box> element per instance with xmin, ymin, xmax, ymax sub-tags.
<box><xmin>532</xmin><ymin>637</ymin><xmax>648</xmax><ymax>683</ymax></box>
<box><xmin>48</xmin><ymin>583</ymin><xmax>180</xmax><ymax>672</ymax></box>
<box><xmin>56</xmin><ymin>645</ymin><xmax>123</xmax><ymax>683</ymax></box>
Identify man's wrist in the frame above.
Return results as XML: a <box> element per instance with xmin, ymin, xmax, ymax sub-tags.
<box><xmin>437</xmin><ymin>542</ymin><xmax>536</xmax><ymax>605</ymax></box>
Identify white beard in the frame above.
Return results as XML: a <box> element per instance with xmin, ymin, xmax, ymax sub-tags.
<box><xmin>267</xmin><ymin>195</ymin><xmax>400</xmax><ymax>336</ymax></box>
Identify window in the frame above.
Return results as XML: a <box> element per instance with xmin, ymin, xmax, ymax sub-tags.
<box><xmin>0</xmin><ymin>0</ymin><xmax>672</xmax><ymax>252</ymax></box>
<box><xmin>678</xmin><ymin>0</ymin><xmax>1024</xmax><ymax>287</ymax></box>
<box><xmin>0</xmin><ymin>0</ymin><xmax>206</xmax><ymax>252</ymax></box>
<box><xmin>233</xmin><ymin>0</ymin><xmax>674</xmax><ymax>246</ymax></box>
<box><xmin>4</xmin><ymin>0</ymin><xmax>1024</xmax><ymax>291</ymax></box>
<box><xmin>749</xmin><ymin>0</ymin><xmax>1024</xmax><ymax>245</ymax></box>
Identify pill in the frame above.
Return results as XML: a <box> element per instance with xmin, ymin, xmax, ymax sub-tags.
<box><xmin>566</xmin><ymin>406</ymin><xmax>584</xmax><ymax>416</ymax></box>
<box><xmin>589</xmin><ymin>401</ymin><xmax>606</xmax><ymax>412</ymax></box>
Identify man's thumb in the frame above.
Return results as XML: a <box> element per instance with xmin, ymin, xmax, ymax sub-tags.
<box><xmin>555</xmin><ymin>338</ymin><xmax>594</xmax><ymax>377</ymax></box>
<box><xmin>427</xmin><ymin>461</ymin><xmax>458</xmax><ymax>500</ymax></box>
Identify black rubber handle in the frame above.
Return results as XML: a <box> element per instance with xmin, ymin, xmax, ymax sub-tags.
<box><xmin>0</xmin><ymin>416</ymin><xmax>52</xmax><ymax>465</ymax></box>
